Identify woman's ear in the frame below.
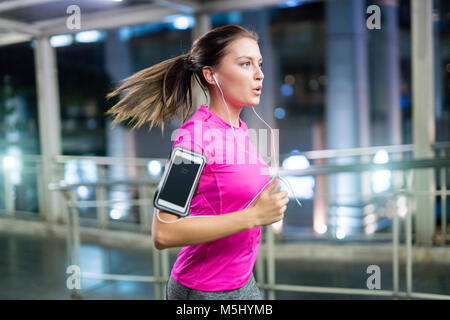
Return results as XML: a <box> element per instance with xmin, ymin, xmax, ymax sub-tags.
<box><xmin>202</xmin><ymin>66</ymin><xmax>216</xmax><ymax>86</ymax></box>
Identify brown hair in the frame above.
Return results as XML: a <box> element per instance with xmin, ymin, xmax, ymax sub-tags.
<box><xmin>105</xmin><ymin>24</ymin><xmax>258</xmax><ymax>133</ymax></box>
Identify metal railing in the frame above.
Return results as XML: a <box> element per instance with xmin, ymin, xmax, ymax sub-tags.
<box><xmin>46</xmin><ymin>155</ymin><xmax>450</xmax><ymax>300</ymax></box>
<box><xmin>48</xmin><ymin>178</ymin><xmax>165</xmax><ymax>299</ymax></box>
<box><xmin>1</xmin><ymin>143</ymin><xmax>449</xmax><ymax>299</ymax></box>
<box><xmin>260</xmin><ymin>158</ymin><xmax>450</xmax><ymax>300</ymax></box>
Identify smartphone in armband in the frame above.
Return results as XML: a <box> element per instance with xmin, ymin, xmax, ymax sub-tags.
<box><xmin>153</xmin><ymin>146</ymin><xmax>207</xmax><ymax>217</ymax></box>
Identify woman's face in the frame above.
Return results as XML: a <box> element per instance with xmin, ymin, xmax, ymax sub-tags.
<box><xmin>213</xmin><ymin>37</ymin><xmax>264</xmax><ymax>108</ymax></box>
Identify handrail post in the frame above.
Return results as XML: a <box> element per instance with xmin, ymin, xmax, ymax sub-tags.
<box><xmin>440</xmin><ymin>149</ymin><xmax>447</xmax><ymax>245</ymax></box>
<box><xmin>266</xmin><ymin>225</ymin><xmax>276</xmax><ymax>300</ymax></box>
<box><xmin>406</xmin><ymin>170</ymin><xmax>414</xmax><ymax>298</ymax></box>
<box><xmin>96</xmin><ymin>165</ymin><xmax>108</xmax><ymax>230</ymax></box>
<box><xmin>4</xmin><ymin>168</ymin><xmax>14</xmax><ymax>216</ymax></box>
<box><xmin>255</xmin><ymin>241</ymin><xmax>265</xmax><ymax>299</ymax></box>
<box><xmin>139</xmin><ymin>168</ymin><xmax>151</xmax><ymax>233</ymax></box>
<box><xmin>36</xmin><ymin>162</ymin><xmax>47</xmax><ymax>221</ymax></box>
<box><xmin>411</xmin><ymin>0</ymin><xmax>436</xmax><ymax>246</ymax></box>
<box><xmin>161</xmin><ymin>249</ymin><xmax>170</xmax><ymax>299</ymax></box>
<box><xmin>393</xmin><ymin>192</ymin><xmax>400</xmax><ymax>298</ymax></box>
<box><xmin>153</xmin><ymin>240</ymin><xmax>161</xmax><ymax>300</ymax></box>
<box><xmin>65</xmin><ymin>189</ymin><xmax>83</xmax><ymax>299</ymax></box>
<box><xmin>63</xmin><ymin>190</ymin><xmax>73</xmax><ymax>271</ymax></box>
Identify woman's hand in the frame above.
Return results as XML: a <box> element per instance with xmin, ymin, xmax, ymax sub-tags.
<box><xmin>246</xmin><ymin>178</ymin><xmax>289</xmax><ymax>227</ymax></box>
<box><xmin>152</xmin><ymin>178</ymin><xmax>289</xmax><ymax>249</ymax></box>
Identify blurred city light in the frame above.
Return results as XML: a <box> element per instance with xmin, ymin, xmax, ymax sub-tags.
<box><xmin>282</xmin><ymin>154</ymin><xmax>309</xmax><ymax>170</ymax></box>
<box><xmin>164</xmin><ymin>15</ymin><xmax>194</xmax><ymax>30</ymax></box>
<box><xmin>118</xmin><ymin>26</ymin><xmax>132</xmax><ymax>41</ymax></box>
<box><xmin>271</xmin><ymin>220</ymin><xmax>283</xmax><ymax>234</ymax></box>
<box><xmin>364</xmin><ymin>212</ymin><xmax>378</xmax><ymax>235</ymax></box>
<box><xmin>274</xmin><ymin>107</ymin><xmax>286</xmax><ymax>119</ymax></box>
<box><xmin>3</xmin><ymin>147</ymin><xmax>23</xmax><ymax>185</ymax></box>
<box><xmin>363</xmin><ymin>213</ymin><xmax>377</xmax><ymax>225</ymax></box>
<box><xmin>372</xmin><ymin>170</ymin><xmax>391</xmax><ymax>193</ymax></box>
<box><xmin>64</xmin><ymin>159</ymin><xmax>98</xmax><ymax>184</ymax></box>
<box><xmin>75</xmin><ymin>30</ymin><xmax>106</xmax><ymax>43</ymax></box>
<box><xmin>279</xmin><ymin>0</ymin><xmax>308</xmax><ymax>8</ymax></box>
<box><xmin>281</xmin><ymin>154</ymin><xmax>315</xmax><ymax>199</ymax></box>
<box><xmin>2</xmin><ymin>155</ymin><xmax>15</xmax><ymax>169</ymax></box>
<box><xmin>280</xmin><ymin>176</ymin><xmax>315</xmax><ymax>199</ymax></box>
<box><xmin>226</xmin><ymin>11</ymin><xmax>242</xmax><ymax>24</ymax></box>
<box><xmin>147</xmin><ymin>160</ymin><xmax>162</xmax><ymax>177</ymax></box>
<box><xmin>333</xmin><ymin>206</ymin><xmax>361</xmax><ymax>239</ymax></box>
<box><xmin>315</xmin><ymin>223</ymin><xmax>327</xmax><ymax>235</ymax></box>
<box><xmin>373</xmin><ymin>149</ymin><xmax>389</xmax><ymax>164</ymax></box>
<box><xmin>371</xmin><ymin>149</ymin><xmax>391</xmax><ymax>193</ymax></box>
<box><xmin>50</xmin><ymin>34</ymin><xmax>73</xmax><ymax>47</ymax></box>
<box><xmin>173</xmin><ymin>16</ymin><xmax>194</xmax><ymax>29</ymax></box>
<box><xmin>397</xmin><ymin>195</ymin><xmax>408</xmax><ymax>218</ymax></box>
<box><xmin>109</xmin><ymin>200</ymin><xmax>129</xmax><ymax>220</ymax></box>
<box><xmin>281</xmin><ymin>83</ymin><xmax>293</xmax><ymax>96</ymax></box>
<box><xmin>365</xmin><ymin>224</ymin><xmax>377</xmax><ymax>235</ymax></box>
<box><xmin>336</xmin><ymin>229</ymin><xmax>346</xmax><ymax>240</ymax></box>
<box><xmin>110</xmin><ymin>209</ymin><xmax>122</xmax><ymax>220</ymax></box>
<box><xmin>284</xmin><ymin>74</ymin><xmax>295</xmax><ymax>85</ymax></box>
<box><xmin>77</xmin><ymin>186</ymin><xmax>90</xmax><ymax>199</ymax></box>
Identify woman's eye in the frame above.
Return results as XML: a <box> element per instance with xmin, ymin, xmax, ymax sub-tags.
<box><xmin>241</xmin><ymin>61</ymin><xmax>263</xmax><ymax>68</ymax></box>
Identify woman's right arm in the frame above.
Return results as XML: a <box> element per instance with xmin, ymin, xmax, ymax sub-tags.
<box><xmin>152</xmin><ymin>178</ymin><xmax>288</xmax><ymax>250</ymax></box>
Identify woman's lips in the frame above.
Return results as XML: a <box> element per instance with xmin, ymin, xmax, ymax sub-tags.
<box><xmin>252</xmin><ymin>88</ymin><xmax>262</xmax><ymax>96</ymax></box>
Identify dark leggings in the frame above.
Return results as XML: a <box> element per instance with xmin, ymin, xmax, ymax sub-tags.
<box><xmin>165</xmin><ymin>273</ymin><xmax>262</xmax><ymax>300</ymax></box>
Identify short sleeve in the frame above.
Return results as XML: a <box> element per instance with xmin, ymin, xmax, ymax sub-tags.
<box><xmin>172</xmin><ymin>120</ymin><xmax>206</xmax><ymax>156</ymax></box>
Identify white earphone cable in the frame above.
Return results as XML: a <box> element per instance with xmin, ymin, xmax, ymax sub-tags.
<box><xmin>214</xmin><ymin>75</ymin><xmax>302</xmax><ymax>208</ymax></box>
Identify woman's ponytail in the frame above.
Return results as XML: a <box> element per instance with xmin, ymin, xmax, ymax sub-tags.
<box><xmin>105</xmin><ymin>53</ymin><xmax>196</xmax><ymax>133</ymax></box>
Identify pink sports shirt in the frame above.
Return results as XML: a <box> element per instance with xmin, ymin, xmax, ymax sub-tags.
<box><xmin>170</xmin><ymin>105</ymin><xmax>270</xmax><ymax>291</ymax></box>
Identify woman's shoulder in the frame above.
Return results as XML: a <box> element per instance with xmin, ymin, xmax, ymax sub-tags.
<box><xmin>176</xmin><ymin>111</ymin><xmax>213</xmax><ymax>138</ymax></box>
<box><xmin>172</xmin><ymin>107</ymin><xmax>213</xmax><ymax>155</ymax></box>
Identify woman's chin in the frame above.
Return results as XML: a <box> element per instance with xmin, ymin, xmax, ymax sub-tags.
<box><xmin>246</xmin><ymin>99</ymin><xmax>261</xmax><ymax>107</ymax></box>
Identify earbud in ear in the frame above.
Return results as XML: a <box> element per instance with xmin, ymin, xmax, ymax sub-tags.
<box><xmin>212</xmin><ymin>74</ymin><xmax>218</xmax><ymax>85</ymax></box>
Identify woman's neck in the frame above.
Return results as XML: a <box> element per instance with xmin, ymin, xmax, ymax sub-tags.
<box><xmin>208</xmin><ymin>94</ymin><xmax>242</xmax><ymax>128</ymax></box>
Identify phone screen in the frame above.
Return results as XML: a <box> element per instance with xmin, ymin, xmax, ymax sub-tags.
<box><xmin>158</xmin><ymin>155</ymin><xmax>201</xmax><ymax>208</ymax></box>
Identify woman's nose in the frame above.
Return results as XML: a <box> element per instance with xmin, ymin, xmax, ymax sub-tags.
<box><xmin>255</xmin><ymin>67</ymin><xmax>264</xmax><ymax>81</ymax></box>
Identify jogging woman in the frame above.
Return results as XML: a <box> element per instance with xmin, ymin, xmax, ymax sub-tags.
<box><xmin>106</xmin><ymin>24</ymin><xmax>289</xmax><ymax>300</ymax></box>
